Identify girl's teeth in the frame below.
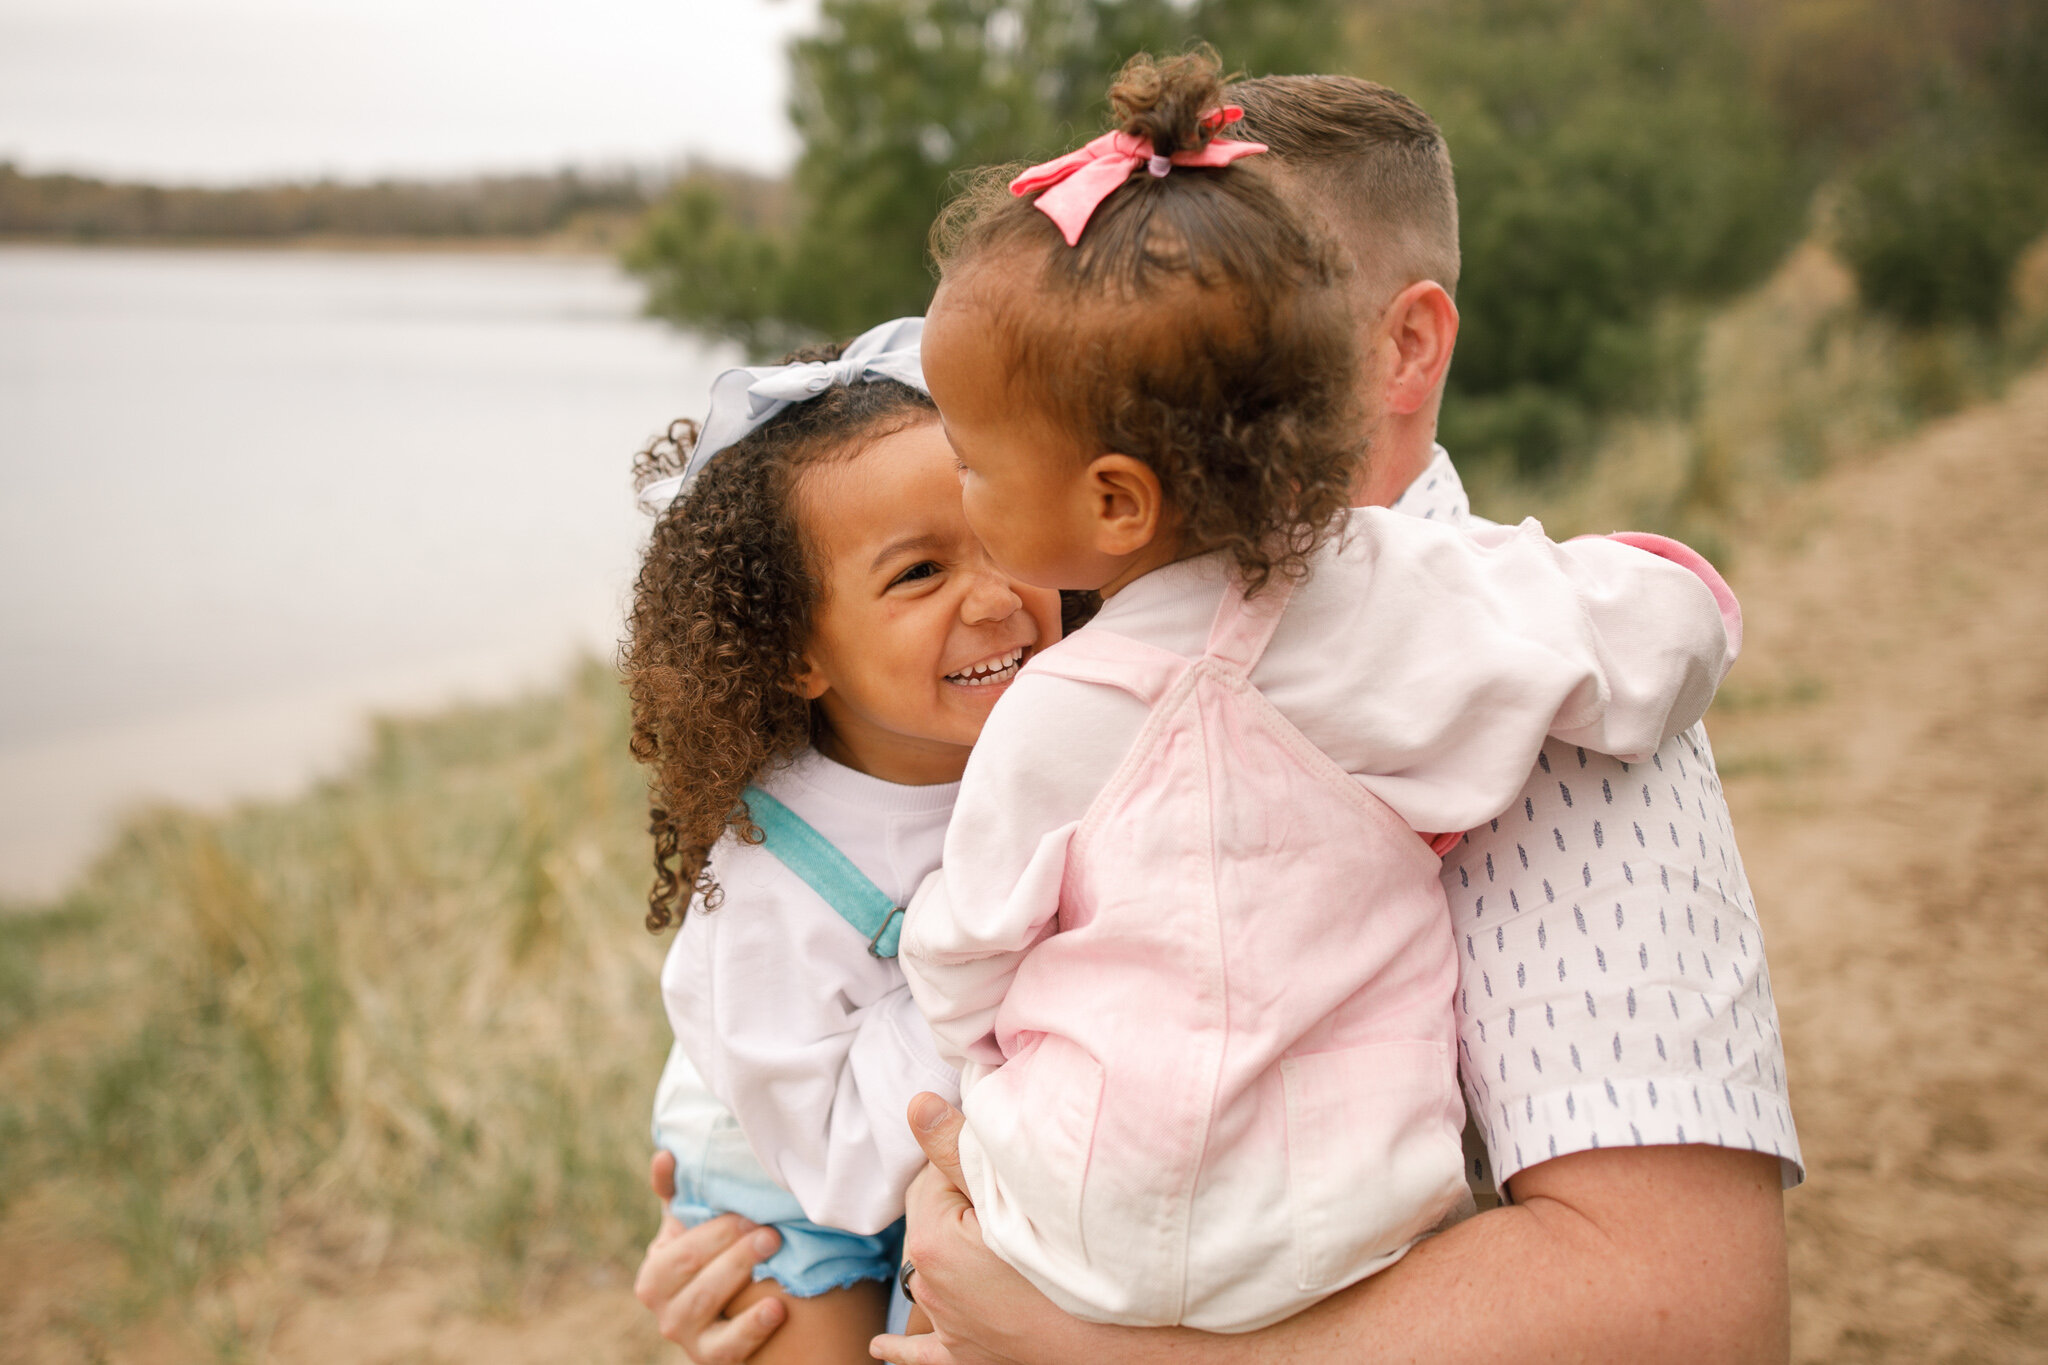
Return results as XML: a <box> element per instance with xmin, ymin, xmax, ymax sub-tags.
<box><xmin>950</xmin><ymin>648</ymin><xmax>1024</xmax><ymax>684</ymax></box>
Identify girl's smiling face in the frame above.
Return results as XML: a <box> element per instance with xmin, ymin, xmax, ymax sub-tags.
<box><xmin>794</xmin><ymin>417</ymin><xmax>1062</xmax><ymax>786</ymax></box>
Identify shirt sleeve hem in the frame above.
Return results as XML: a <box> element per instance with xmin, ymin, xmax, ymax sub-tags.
<box><xmin>1471</xmin><ymin>1076</ymin><xmax>1805</xmax><ymax>1196</ymax></box>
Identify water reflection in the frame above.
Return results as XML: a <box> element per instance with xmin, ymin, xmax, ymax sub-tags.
<box><xmin>0</xmin><ymin>245</ymin><xmax>732</xmax><ymax>896</ymax></box>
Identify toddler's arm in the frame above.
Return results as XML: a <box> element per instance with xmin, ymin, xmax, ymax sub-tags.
<box><xmin>900</xmin><ymin>676</ymin><xmax>1123</xmax><ymax>1072</ymax></box>
<box><xmin>663</xmin><ymin>842</ymin><xmax>959</xmax><ymax>1236</ymax></box>
<box><xmin>1546</xmin><ymin>528</ymin><xmax>1742</xmax><ymax>744</ymax></box>
<box><xmin>902</xmin><ymin>516</ymin><xmax>1740</xmax><ymax>1068</ymax></box>
<box><xmin>900</xmin><ymin>826</ymin><xmax>1072</xmax><ymax>1073</ymax></box>
<box><xmin>1325</xmin><ymin>510</ymin><xmax>1739</xmax><ymax>834</ymax></box>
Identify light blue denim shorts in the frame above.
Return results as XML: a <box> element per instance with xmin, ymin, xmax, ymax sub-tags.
<box><xmin>654</xmin><ymin>1043</ymin><xmax>903</xmax><ymax>1298</ymax></box>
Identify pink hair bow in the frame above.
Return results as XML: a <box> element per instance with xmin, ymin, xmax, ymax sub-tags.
<box><xmin>1008</xmin><ymin>106</ymin><xmax>1268</xmax><ymax>246</ymax></box>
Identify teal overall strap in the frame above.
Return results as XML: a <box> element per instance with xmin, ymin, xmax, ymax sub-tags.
<box><xmin>742</xmin><ymin>786</ymin><xmax>904</xmax><ymax>957</ymax></box>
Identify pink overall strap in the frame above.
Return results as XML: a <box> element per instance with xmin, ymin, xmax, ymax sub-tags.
<box><xmin>1203</xmin><ymin>569</ymin><xmax>1300</xmax><ymax>674</ymax></box>
<box><xmin>1020</xmin><ymin>626</ymin><xmax>1190</xmax><ymax>708</ymax></box>
<box><xmin>1202</xmin><ymin>570</ymin><xmax>1460</xmax><ymax>859</ymax></box>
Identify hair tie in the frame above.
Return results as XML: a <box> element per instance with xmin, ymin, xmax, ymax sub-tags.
<box><xmin>638</xmin><ymin>315</ymin><xmax>927</xmax><ymax>509</ymax></box>
<box><xmin>1008</xmin><ymin>107</ymin><xmax>1267</xmax><ymax>247</ymax></box>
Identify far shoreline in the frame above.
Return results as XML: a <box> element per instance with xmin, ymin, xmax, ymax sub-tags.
<box><xmin>0</xmin><ymin>232</ymin><xmax>619</xmax><ymax>257</ymax></box>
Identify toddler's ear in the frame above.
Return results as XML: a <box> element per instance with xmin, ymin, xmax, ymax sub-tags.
<box><xmin>1085</xmin><ymin>454</ymin><xmax>1165</xmax><ymax>558</ymax></box>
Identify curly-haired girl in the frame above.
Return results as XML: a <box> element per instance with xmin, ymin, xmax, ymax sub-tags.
<box><xmin>625</xmin><ymin>317</ymin><xmax>1061</xmax><ymax>1361</ymax></box>
<box><xmin>897</xmin><ymin>51</ymin><xmax>1749</xmax><ymax>1331</ymax></box>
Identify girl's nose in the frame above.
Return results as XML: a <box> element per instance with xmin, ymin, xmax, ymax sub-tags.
<box><xmin>960</xmin><ymin>563</ymin><xmax>1024</xmax><ymax>624</ymax></box>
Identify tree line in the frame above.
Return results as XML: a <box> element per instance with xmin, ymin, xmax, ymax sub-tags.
<box><xmin>0</xmin><ymin>163</ymin><xmax>779</xmax><ymax>245</ymax></box>
<box><xmin>627</xmin><ymin>0</ymin><xmax>2048</xmax><ymax>472</ymax></box>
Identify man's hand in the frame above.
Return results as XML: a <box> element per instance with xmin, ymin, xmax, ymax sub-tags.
<box><xmin>870</xmin><ymin>1095</ymin><xmax>1116</xmax><ymax>1365</ymax></box>
<box><xmin>635</xmin><ymin>1150</ymin><xmax>788</xmax><ymax>1363</ymax></box>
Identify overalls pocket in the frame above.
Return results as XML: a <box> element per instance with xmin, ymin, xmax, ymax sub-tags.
<box><xmin>1280</xmin><ymin>1039</ymin><xmax>1468</xmax><ymax>1293</ymax></box>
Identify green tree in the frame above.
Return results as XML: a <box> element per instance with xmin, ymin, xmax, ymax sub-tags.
<box><xmin>621</xmin><ymin>181</ymin><xmax>797</xmax><ymax>355</ymax></box>
<box><xmin>1361</xmin><ymin>0</ymin><xmax>1803</xmax><ymax>471</ymax></box>
<box><xmin>628</xmin><ymin>0</ymin><xmax>1349</xmax><ymax>351</ymax></box>
<box><xmin>629</xmin><ymin>0</ymin><xmax>1816</xmax><ymax>479</ymax></box>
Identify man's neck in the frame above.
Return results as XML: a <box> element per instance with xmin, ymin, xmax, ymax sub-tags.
<box><xmin>1352</xmin><ymin>410</ymin><xmax>1440</xmax><ymax>508</ymax></box>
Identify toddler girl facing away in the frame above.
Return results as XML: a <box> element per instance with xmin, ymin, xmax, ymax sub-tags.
<box><xmin>622</xmin><ymin>318</ymin><xmax>1062</xmax><ymax>1362</ymax></box>
<box><xmin>899</xmin><ymin>52</ymin><xmax>1748</xmax><ymax>1333</ymax></box>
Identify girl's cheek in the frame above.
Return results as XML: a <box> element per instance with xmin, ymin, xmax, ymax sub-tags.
<box><xmin>918</xmin><ymin>595</ymin><xmax>964</xmax><ymax>681</ymax></box>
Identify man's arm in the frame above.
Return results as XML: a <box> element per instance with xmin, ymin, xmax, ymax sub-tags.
<box><xmin>874</xmin><ymin>1096</ymin><xmax>1789</xmax><ymax>1365</ymax></box>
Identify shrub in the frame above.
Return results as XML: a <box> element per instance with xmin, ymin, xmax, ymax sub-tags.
<box><xmin>1835</xmin><ymin>110</ymin><xmax>2047</xmax><ymax>330</ymax></box>
<box><xmin>1371</xmin><ymin>0</ymin><xmax>1804</xmax><ymax>472</ymax></box>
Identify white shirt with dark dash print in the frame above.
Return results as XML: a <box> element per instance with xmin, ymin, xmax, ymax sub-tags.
<box><xmin>1393</xmin><ymin>447</ymin><xmax>1804</xmax><ymax>1201</ymax></box>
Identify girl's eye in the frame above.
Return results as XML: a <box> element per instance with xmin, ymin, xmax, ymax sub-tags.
<box><xmin>890</xmin><ymin>561</ymin><xmax>941</xmax><ymax>588</ymax></box>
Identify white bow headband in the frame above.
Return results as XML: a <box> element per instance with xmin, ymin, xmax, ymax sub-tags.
<box><xmin>638</xmin><ymin>315</ymin><xmax>928</xmax><ymax>510</ymax></box>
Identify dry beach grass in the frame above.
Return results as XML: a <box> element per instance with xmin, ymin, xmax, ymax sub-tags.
<box><xmin>2</xmin><ymin>248</ymin><xmax>2046</xmax><ymax>1361</ymax></box>
<box><xmin>0</xmin><ymin>664</ymin><xmax>678</xmax><ymax>1361</ymax></box>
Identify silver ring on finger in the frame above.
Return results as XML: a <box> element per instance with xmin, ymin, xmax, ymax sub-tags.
<box><xmin>899</xmin><ymin>1256</ymin><xmax>917</xmax><ymax>1304</ymax></box>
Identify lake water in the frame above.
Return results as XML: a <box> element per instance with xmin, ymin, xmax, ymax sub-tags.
<box><xmin>0</xmin><ymin>246</ymin><xmax>736</xmax><ymax>898</ymax></box>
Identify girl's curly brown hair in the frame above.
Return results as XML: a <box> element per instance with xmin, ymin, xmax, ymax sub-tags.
<box><xmin>931</xmin><ymin>48</ymin><xmax>1364</xmax><ymax>593</ymax></box>
<box><xmin>624</xmin><ymin>346</ymin><xmax>936</xmax><ymax>932</ymax></box>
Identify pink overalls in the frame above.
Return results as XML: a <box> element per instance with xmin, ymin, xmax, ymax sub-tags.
<box><xmin>952</xmin><ymin>572</ymin><xmax>1474</xmax><ymax>1332</ymax></box>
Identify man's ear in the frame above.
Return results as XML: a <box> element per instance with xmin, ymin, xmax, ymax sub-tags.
<box><xmin>1083</xmin><ymin>454</ymin><xmax>1165</xmax><ymax>558</ymax></box>
<box><xmin>1380</xmin><ymin>280</ymin><xmax>1460</xmax><ymax>417</ymax></box>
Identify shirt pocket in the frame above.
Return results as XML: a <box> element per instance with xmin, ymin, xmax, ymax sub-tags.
<box><xmin>1280</xmin><ymin>1039</ymin><xmax>1469</xmax><ymax>1293</ymax></box>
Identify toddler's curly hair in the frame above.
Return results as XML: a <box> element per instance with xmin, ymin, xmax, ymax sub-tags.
<box><xmin>931</xmin><ymin>48</ymin><xmax>1364</xmax><ymax>593</ymax></box>
<box><xmin>623</xmin><ymin>346</ymin><xmax>936</xmax><ymax>932</ymax></box>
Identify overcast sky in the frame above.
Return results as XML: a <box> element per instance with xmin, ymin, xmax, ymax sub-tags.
<box><xmin>0</xmin><ymin>0</ymin><xmax>819</xmax><ymax>184</ymax></box>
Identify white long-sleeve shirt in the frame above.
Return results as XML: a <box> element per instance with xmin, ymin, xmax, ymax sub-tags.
<box><xmin>902</xmin><ymin>509</ymin><xmax>1740</xmax><ymax>1077</ymax></box>
<box><xmin>658</xmin><ymin>750</ymin><xmax>960</xmax><ymax>1236</ymax></box>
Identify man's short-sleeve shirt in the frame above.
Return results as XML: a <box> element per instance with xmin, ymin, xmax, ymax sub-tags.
<box><xmin>1394</xmin><ymin>448</ymin><xmax>1804</xmax><ymax>1195</ymax></box>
